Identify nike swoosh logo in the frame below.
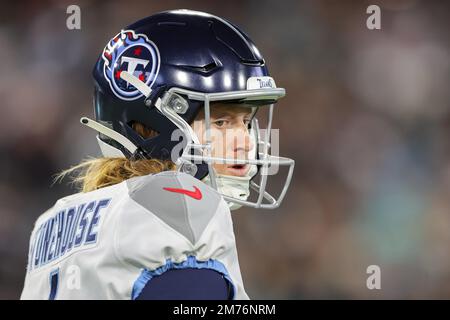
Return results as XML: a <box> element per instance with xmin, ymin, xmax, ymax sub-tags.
<box><xmin>163</xmin><ymin>186</ymin><xmax>203</xmax><ymax>200</ymax></box>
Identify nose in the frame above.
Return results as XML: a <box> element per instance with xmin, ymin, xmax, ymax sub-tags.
<box><xmin>232</xmin><ymin>124</ymin><xmax>254</xmax><ymax>154</ymax></box>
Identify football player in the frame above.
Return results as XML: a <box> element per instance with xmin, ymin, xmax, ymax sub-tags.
<box><xmin>21</xmin><ymin>9</ymin><xmax>294</xmax><ymax>300</ymax></box>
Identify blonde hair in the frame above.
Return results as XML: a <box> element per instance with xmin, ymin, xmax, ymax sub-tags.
<box><xmin>54</xmin><ymin>122</ymin><xmax>176</xmax><ymax>193</ymax></box>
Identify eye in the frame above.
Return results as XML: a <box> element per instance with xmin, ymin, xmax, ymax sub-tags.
<box><xmin>213</xmin><ymin>119</ymin><xmax>228</xmax><ymax>128</ymax></box>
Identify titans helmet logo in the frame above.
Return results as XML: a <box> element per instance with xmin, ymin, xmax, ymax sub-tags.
<box><xmin>102</xmin><ymin>29</ymin><xmax>160</xmax><ymax>101</ymax></box>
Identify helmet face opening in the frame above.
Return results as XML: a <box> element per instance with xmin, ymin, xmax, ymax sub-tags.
<box><xmin>89</xmin><ymin>9</ymin><xmax>295</xmax><ymax>209</ymax></box>
<box><xmin>156</xmin><ymin>86</ymin><xmax>294</xmax><ymax>209</ymax></box>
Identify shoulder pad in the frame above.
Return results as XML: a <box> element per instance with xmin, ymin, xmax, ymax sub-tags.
<box><xmin>126</xmin><ymin>171</ymin><xmax>224</xmax><ymax>244</ymax></box>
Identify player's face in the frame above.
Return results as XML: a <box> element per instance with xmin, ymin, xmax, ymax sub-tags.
<box><xmin>192</xmin><ymin>104</ymin><xmax>255</xmax><ymax>177</ymax></box>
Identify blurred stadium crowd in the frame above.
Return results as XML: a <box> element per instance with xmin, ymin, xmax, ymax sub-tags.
<box><xmin>1</xmin><ymin>0</ymin><xmax>450</xmax><ymax>299</ymax></box>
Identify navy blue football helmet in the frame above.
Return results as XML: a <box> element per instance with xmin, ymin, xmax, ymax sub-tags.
<box><xmin>83</xmin><ymin>9</ymin><xmax>294</xmax><ymax>209</ymax></box>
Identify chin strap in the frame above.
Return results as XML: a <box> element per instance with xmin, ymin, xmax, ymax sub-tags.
<box><xmin>202</xmin><ymin>165</ymin><xmax>258</xmax><ymax>211</ymax></box>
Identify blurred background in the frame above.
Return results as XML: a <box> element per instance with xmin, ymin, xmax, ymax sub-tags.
<box><xmin>1</xmin><ymin>0</ymin><xmax>450</xmax><ymax>299</ymax></box>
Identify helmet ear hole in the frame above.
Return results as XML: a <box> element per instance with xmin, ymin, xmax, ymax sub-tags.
<box><xmin>130</xmin><ymin>121</ymin><xmax>160</xmax><ymax>139</ymax></box>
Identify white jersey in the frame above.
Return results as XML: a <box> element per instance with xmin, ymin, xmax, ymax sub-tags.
<box><xmin>20</xmin><ymin>171</ymin><xmax>249</xmax><ymax>300</ymax></box>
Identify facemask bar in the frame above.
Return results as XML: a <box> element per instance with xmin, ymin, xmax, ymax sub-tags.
<box><xmin>157</xmin><ymin>86</ymin><xmax>295</xmax><ymax>209</ymax></box>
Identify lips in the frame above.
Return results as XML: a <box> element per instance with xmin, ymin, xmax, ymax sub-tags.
<box><xmin>226</xmin><ymin>164</ymin><xmax>250</xmax><ymax>177</ymax></box>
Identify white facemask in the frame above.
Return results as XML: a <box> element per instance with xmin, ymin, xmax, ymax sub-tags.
<box><xmin>202</xmin><ymin>165</ymin><xmax>258</xmax><ymax>211</ymax></box>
